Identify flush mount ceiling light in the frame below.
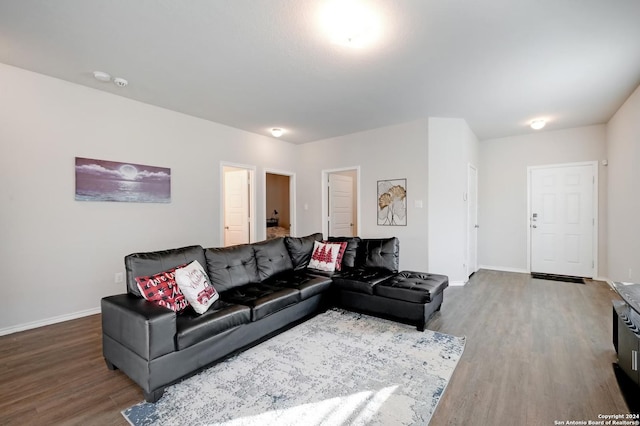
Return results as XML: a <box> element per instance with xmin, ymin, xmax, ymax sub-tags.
<box><xmin>320</xmin><ymin>0</ymin><xmax>381</xmax><ymax>48</ymax></box>
<box><xmin>271</xmin><ymin>128</ymin><xmax>284</xmax><ymax>138</ymax></box>
<box><xmin>530</xmin><ymin>119</ymin><xmax>546</xmax><ymax>130</ymax></box>
<box><xmin>93</xmin><ymin>71</ymin><xmax>111</xmax><ymax>82</ymax></box>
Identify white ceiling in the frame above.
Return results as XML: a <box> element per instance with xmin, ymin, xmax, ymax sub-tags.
<box><xmin>1</xmin><ymin>0</ymin><xmax>639</xmax><ymax>144</ymax></box>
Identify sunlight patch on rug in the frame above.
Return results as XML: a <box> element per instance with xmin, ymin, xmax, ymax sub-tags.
<box><xmin>123</xmin><ymin>308</ymin><xmax>465</xmax><ymax>426</ymax></box>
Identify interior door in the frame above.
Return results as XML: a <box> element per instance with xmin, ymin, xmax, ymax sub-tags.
<box><xmin>224</xmin><ymin>169</ymin><xmax>249</xmax><ymax>246</ymax></box>
<box><xmin>329</xmin><ymin>173</ymin><xmax>354</xmax><ymax>237</ymax></box>
<box><xmin>467</xmin><ymin>165</ymin><xmax>478</xmax><ymax>277</ymax></box>
<box><xmin>530</xmin><ymin>164</ymin><xmax>595</xmax><ymax>277</ymax></box>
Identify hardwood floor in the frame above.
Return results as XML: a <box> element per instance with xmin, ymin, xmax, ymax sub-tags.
<box><xmin>0</xmin><ymin>270</ymin><xmax>632</xmax><ymax>425</ymax></box>
<box><xmin>429</xmin><ymin>270</ymin><xmax>630</xmax><ymax>426</ymax></box>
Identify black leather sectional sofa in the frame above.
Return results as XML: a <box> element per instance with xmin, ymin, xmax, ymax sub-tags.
<box><xmin>101</xmin><ymin>233</ymin><xmax>448</xmax><ymax>402</ymax></box>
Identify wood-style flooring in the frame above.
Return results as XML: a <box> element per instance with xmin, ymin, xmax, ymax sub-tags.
<box><xmin>0</xmin><ymin>270</ymin><xmax>632</xmax><ymax>425</ymax></box>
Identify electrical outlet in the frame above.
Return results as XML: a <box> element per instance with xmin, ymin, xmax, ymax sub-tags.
<box><xmin>115</xmin><ymin>272</ymin><xmax>124</xmax><ymax>283</ymax></box>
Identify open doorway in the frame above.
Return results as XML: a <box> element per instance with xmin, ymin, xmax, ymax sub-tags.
<box><xmin>221</xmin><ymin>163</ymin><xmax>256</xmax><ymax>247</ymax></box>
<box><xmin>265</xmin><ymin>170</ymin><xmax>295</xmax><ymax>239</ymax></box>
<box><xmin>322</xmin><ymin>167</ymin><xmax>360</xmax><ymax>238</ymax></box>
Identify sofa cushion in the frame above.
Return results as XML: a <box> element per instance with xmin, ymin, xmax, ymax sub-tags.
<box><xmin>264</xmin><ymin>270</ymin><xmax>333</xmax><ymax>300</ymax></box>
<box><xmin>331</xmin><ymin>268</ymin><xmax>395</xmax><ymax>295</ymax></box>
<box><xmin>327</xmin><ymin>236</ymin><xmax>361</xmax><ymax>269</ymax></box>
<box><xmin>205</xmin><ymin>244</ymin><xmax>260</xmax><ymax>292</ymax></box>
<box><xmin>308</xmin><ymin>241</ymin><xmax>346</xmax><ymax>272</ymax></box>
<box><xmin>220</xmin><ymin>283</ymin><xmax>300</xmax><ymax>321</ymax></box>
<box><xmin>135</xmin><ymin>264</ymin><xmax>190</xmax><ymax>312</ymax></box>
<box><xmin>175</xmin><ymin>300</ymin><xmax>251</xmax><ymax>350</ymax></box>
<box><xmin>253</xmin><ymin>238</ymin><xmax>294</xmax><ymax>281</ymax></box>
<box><xmin>374</xmin><ymin>271</ymin><xmax>449</xmax><ymax>304</ymax></box>
<box><xmin>358</xmin><ymin>238</ymin><xmax>399</xmax><ymax>272</ymax></box>
<box><xmin>125</xmin><ymin>245</ymin><xmax>206</xmax><ymax>297</ymax></box>
<box><xmin>284</xmin><ymin>233</ymin><xmax>323</xmax><ymax>270</ymax></box>
<box><xmin>175</xmin><ymin>260</ymin><xmax>219</xmax><ymax>314</ymax></box>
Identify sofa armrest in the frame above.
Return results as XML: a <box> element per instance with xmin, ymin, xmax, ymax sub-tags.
<box><xmin>101</xmin><ymin>294</ymin><xmax>177</xmax><ymax>361</ymax></box>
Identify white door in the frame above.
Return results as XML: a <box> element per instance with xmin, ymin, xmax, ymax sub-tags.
<box><xmin>329</xmin><ymin>173</ymin><xmax>354</xmax><ymax>237</ymax></box>
<box><xmin>224</xmin><ymin>169</ymin><xmax>249</xmax><ymax>246</ymax></box>
<box><xmin>467</xmin><ymin>165</ymin><xmax>478</xmax><ymax>277</ymax></box>
<box><xmin>530</xmin><ymin>164</ymin><xmax>595</xmax><ymax>277</ymax></box>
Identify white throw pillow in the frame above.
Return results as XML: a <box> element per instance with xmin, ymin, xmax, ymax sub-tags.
<box><xmin>308</xmin><ymin>241</ymin><xmax>342</xmax><ymax>272</ymax></box>
<box><xmin>175</xmin><ymin>260</ymin><xmax>219</xmax><ymax>314</ymax></box>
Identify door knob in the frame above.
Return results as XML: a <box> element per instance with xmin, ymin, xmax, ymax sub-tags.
<box><xmin>225</xmin><ymin>226</ymin><xmax>229</xmax><ymax>229</ymax></box>
<box><xmin>532</xmin><ymin>225</ymin><xmax>537</xmax><ymax>228</ymax></box>
<box><xmin>474</xmin><ymin>224</ymin><xmax>479</xmax><ymax>228</ymax></box>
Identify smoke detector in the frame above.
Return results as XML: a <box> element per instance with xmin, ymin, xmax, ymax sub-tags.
<box><xmin>113</xmin><ymin>77</ymin><xmax>128</xmax><ymax>88</ymax></box>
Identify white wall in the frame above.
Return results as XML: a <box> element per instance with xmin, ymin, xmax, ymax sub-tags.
<box><xmin>478</xmin><ymin>125</ymin><xmax>608</xmax><ymax>276</ymax></box>
<box><xmin>295</xmin><ymin>119</ymin><xmax>430</xmax><ymax>272</ymax></box>
<box><xmin>427</xmin><ymin>118</ymin><xmax>479</xmax><ymax>284</ymax></box>
<box><xmin>606</xmin><ymin>84</ymin><xmax>640</xmax><ymax>282</ymax></box>
<box><xmin>0</xmin><ymin>64</ymin><xmax>297</xmax><ymax>334</ymax></box>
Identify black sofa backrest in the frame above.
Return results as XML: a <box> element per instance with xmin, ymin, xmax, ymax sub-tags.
<box><xmin>204</xmin><ymin>244</ymin><xmax>260</xmax><ymax>292</ymax></box>
<box><xmin>284</xmin><ymin>232</ymin><xmax>323</xmax><ymax>270</ymax></box>
<box><xmin>124</xmin><ymin>245</ymin><xmax>206</xmax><ymax>297</ymax></box>
<box><xmin>356</xmin><ymin>237</ymin><xmax>399</xmax><ymax>273</ymax></box>
<box><xmin>253</xmin><ymin>238</ymin><xmax>294</xmax><ymax>281</ymax></box>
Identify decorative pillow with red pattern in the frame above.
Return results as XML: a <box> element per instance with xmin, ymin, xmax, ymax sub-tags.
<box><xmin>135</xmin><ymin>264</ymin><xmax>189</xmax><ymax>312</ymax></box>
<box><xmin>308</xmin><ymin>241</ymin><xmax>347</xmax><ymax>272</ymax></box>
<box><xmin>325</xmin><ymin>241</ymin><xmax>348</xmax><ymax>271</ymax></box>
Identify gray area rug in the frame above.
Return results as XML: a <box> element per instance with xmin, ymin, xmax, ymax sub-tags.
<box><xmin>123</xmin><ymin>308</ymin><xmax>465</xmax><ymax>426</ymax></box>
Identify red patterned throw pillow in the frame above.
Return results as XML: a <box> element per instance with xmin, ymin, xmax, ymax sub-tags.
<box><xmin>327</xmin><ymin>241</ymin><xmax>348</xmax><ymax>271</ymax></box>
<box><xmin>308</xmin><ymin>241</ymin><xmax>347</xmax><ymax>272</ymax></box>
<box><xmin>135</xmin><ymin>264</ymin><xmax>189</xmax><ymax>312</ymax></box>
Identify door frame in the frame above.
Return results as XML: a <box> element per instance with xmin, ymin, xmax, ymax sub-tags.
<box><xmin>220</xmin><ymin>162</ymin><xmax>256</xmax><ymax>246</ymax></box>
<box><xmin>321</xmin><ymin>166</ymin><xmax>361</xmax><ymax>238</ymax></box>
<box><xmin>466</xmin><ymin>163</ymin><xmax>478</xmax><ymax>279</ymax></box>
<box><xmin>526</xmin><ymin>161</ymin><xmax>598</xmax><ymax>276</ymax></box>
<box><xmin>263</xmin><ymin>168</ymin><xmax>296</xmax><ymax>237</ymax></box>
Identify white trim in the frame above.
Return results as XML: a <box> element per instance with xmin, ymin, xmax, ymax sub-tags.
<box><xmin>263</xmin><ymin>168</ymin><xmax>297</xmax><ymax>237</ymax></box>
<box><xmin>321</xmin><ymin>166</ymin><xmax>361</xmax><ymax>238</ymax></box>
<box><xmin>479</xmin><ymin>265</ymin><xmax>529</xmax><ymax>274</ymax></box>
<box><xmin>0</xmin><ymin>306</ymin><xmax>100</xmax><ymax>336</ymax></box>
<box><xmin>449</xmin><ymin>280</ymin><xmax>467</xmax><ymax>286</ymax></box>
<box><xmin>220</xmin><ymin>162</ymin><xmax>257</xmax><ymax>245</ymax></box>
<box><xmin>526</xmin><ymin>161</ymin><xmax>598</xmax><ymax>277</ymax></box>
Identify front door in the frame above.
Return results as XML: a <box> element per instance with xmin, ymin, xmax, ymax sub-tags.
<box><xmin>530</xmin><ymin>163</ymin><xmax>595</xmax><ymax>277</ymax></box>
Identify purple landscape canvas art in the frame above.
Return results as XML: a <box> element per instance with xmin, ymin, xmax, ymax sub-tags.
<box><xmin>75</xmin><ymin>157</ymin><xmax>171</xmax><ymax>203</ymax></box>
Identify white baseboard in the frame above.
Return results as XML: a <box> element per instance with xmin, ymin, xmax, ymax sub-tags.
<box><xmin>0</xmin><ymin>306</ymin><xmax>100</xmax><ymax>337</ymax></box>
<box><xmin>478</xmin><ymin>265</ymin><xmax>529</xmax><ymax>274</ymax></box>
<box><xmin>449</xmin><ymin>280</ymin><xmax>467</xmax><ymax>286</ymax></box>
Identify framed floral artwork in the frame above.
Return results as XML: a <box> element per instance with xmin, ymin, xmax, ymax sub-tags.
<box><xmin>377</xmin><ymin>178</ymin><xmax>407</xmax><ymax>226</ymax></box>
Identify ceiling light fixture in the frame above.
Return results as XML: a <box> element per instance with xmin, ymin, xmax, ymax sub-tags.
<box><xmin>530</xmin><ymin>119</ymin><xmax>546</xmax><ymax>130</ymax></box>
<box><xmin>271</xmin><ymin>128</ymin><xmax>284</xmax><ymax>137</ymax></box>
<box><xmin>93</xmin><ymin>71</ymin><xmax>111</xmax><ymax>82</ymax></box>
<box><xmin>320</xmin><ymin>0</ymin><xmax>380</xmax><ymax>48</ymax></box>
